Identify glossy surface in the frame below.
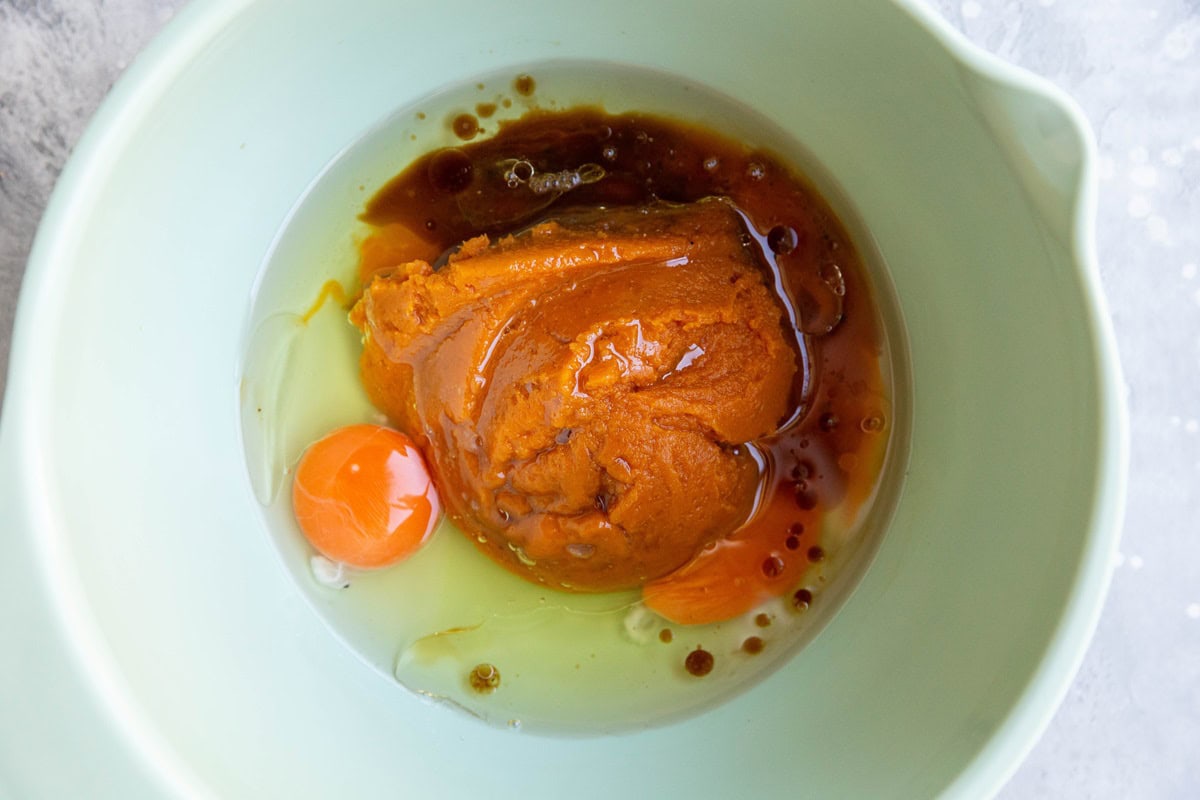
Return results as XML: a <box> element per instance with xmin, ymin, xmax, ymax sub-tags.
<box><xmin>358</xmin><ymin>201</ymin><xmax>798</xmax><ymax>592</ymax></box>
<box><xmin>292</xmin><ymin>425</ymin><xmax>439</xmax><ymax>568</ymax></box>
<box><xmin>354</xmin><ymin>107</ymin><xmax>890</xmax><ymax>611</ymax></box>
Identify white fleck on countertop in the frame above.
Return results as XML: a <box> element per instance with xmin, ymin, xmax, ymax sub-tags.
<box><xmin>1</xmin><ymin>1</ymin><xmax>1197</xmax><ymax>797</ymax></box>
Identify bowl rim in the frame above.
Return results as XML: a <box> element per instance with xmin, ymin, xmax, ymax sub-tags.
<box><xmin>888</xmin><ymin>2</ymin><xmax>1128</xmax><ymax>796</ymax></box>
<box><xmin>0</xmin><ymin>0</ymin><xmax>1128</xmax><ymax>797</ymax></box>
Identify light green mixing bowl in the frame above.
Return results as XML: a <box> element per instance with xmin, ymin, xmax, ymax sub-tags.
<box><xmin>0</xmin><ymin>0</ymin><xmax>1126</xmax><ymax>797</ymax></box>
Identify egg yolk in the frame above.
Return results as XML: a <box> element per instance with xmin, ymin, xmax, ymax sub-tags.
<box><xmin>292</xmin><ymin>424</ymin><xmax>440</xmax><ymax>568</ymax></box>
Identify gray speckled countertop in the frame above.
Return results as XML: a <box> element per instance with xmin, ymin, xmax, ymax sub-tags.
<box><xmin>2</xmin><ymin>1</ymin><xmax>1197</xmax><ymax>797</ymax></box>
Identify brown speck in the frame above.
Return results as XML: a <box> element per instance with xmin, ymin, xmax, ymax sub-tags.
<box><xmin>794</xmin><ymin>485</ymin><xmax>818</xmax><ymax>510</ymax></box>
<box><xmin>659</xmin><ymin>628</ymin><xmax>673</xmax><ymax>643</ymax></box>
<box><xmin>807</xmin><ymin>546</ymin><xmax>825</xmax><ymax>563</ymax></box>
<box><xmin>685</xmin><ymin>647</ymin><xmax>714</xmax><ymax>677</ymax></box>
<box><xmin>416</xmin><ymin>111</ymin><xmax>426</xmax><ymax>120</ymax></box>
<box><xmin>476</xmin><ymin>102</ymin><xmax>497</xmax><ymax>118</ymax></box>
<box><xmin>819</xmin><ymin>412</ymin><xmax>839</xmax><ymax>432</ymax></box>
<box><xmin>755</xmin><ymin>613</ymin><xmax>771</xmax><ymax>628</ymax></box>
<box><xmin>762</xmin><ymin>555</ymin><xmax>785</xmax><ymax>579</ymax></box>
<box><xmin>476</xmin><ymin>82</ymin><xmax>485</xmax><ymax>90</ymax></box>
<box><xmin>791</xmin><ymin>460</ymin><xmax>815</xmax><ymax>481</ymax></box>
<box><xmin>792</xmin><ymin>588</ymin><xmax>813</xmax><ymax>610</ymax></box>
<box><xmin>767</xmin><ymin>225</ymin><xmax>798</xmax><ymax>255</ymax></box>
<box><xmin>514</xmin><ymin>74</ymin><xmax>536</xmax><ymax>96</ymax></box>
<box><xmin>451</xmin><ymin>113</ymin><xmax>480</xmax><ymax>141</ymax></box>
<box><xmin>468</xmin><ymin>663</ymin><xmax>501</xmax><ymax>693</ymax></box>
<box><xmin>742</xmin><ymin>636</ymin><xmax>765</xmax><ymax>655</ymax></box>
<box><xmin>502</xmin><ymin>98</ymin><xmax>512</xmax><ymax>108</ymax></box>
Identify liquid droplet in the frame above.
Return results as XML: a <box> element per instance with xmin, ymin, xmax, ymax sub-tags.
<box><xmin>528</xmin><ymin>163</ymin><xmax>605</xmax><ymax>195</ymax></box>
<box><xmin>792</xmin><ymin>588</ymin><xmax>813</xmax><ymax>610</ymax></box>
<box><xmin>513</xmin><ymin>74</ymin><xmax>536</xmax><ymax>96</ymax></box>
<box><xmin>452</xmin><ymin>113</ymin><xmax>480</xmax><ymax>141</ymax></box>
<box><xmin>767</xmin><ymin>225</ymin><xmax>798</xmax><ymax>255</ymax></box>
<box><xmin>457</xmin><ymin>161</ymin><xmax>605</xmax><ymax>227</ymax></box>
<box><xmin>861</xmin><ymin>414</ymin><xmax>885</xmax><ymax>433</ymax></box>
<box><xmin>469</xmin><ymin>663</ymin><xmax>501</xmax><ymax>693</ymax></box>
<box><xmin>820</xmin><ymin>262</ymin><xmax>846</xmax><ymax>297</ymax></box>
<box><xmin>797</xmin><ymin>263</ymin><xmax>846</xmax><ymax>335</ymax></box>
<box><xmin>794</xmin><ymin>484</ymin><xmax>818</xmax><ymax>510</ymax></box>
<box><xmin>685</xmin><ymin>648</ymin><xmax>715</xmax><ymax>677</ymax></box>
<box><xmin>566</xmin><ymin>542</ymin><xmax>596</xmax><ymax>559</ymax></box>
<box><xmin>761</xmin><ymin>555</ymin><xmax>786</xmax><ymax>578</ymax></box>
<box><xmin>742</xmin><ymin>636</ymin><xmax>765</xmax><ymax>655</ymax></box>
<box><xmin>501</xmin><ymin>159</ymin><xmax>535</xmax><ymax>187</ymax></box>
<box><xmin>508</xmin><ymin>544</ymin><xmax>537</xmax><ymax>568</ymax></box>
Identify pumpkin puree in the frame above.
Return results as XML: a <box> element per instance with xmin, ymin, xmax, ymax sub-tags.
<box><xmin>351</xmin><ymin>200</ymin><xmax>796</xmax><ymax>591</ymax></box>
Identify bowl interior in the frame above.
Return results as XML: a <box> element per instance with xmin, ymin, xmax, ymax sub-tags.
<box><xmin>237</xmin><ymin>58</ymin><xmax>912</xmax><ymax>734</ymax></box>
<box><xmin>6</xmin><ymin>0</ymin><xmax>1120</xmax><ymax>796</ymax></box>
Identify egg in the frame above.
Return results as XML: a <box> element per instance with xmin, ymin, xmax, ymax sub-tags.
<box><xmin>292</xmin><ymin>424</ymin><xmax>439</xmax><ymax>569</ymax></box>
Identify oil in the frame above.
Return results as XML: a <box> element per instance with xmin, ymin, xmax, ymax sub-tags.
<box><xmin>237</xmin><ymin>61</ymin><xmax>910</xmax><ymax>735</ymax></box>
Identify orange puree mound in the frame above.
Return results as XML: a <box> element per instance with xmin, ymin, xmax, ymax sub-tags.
<box><xmin>351</xmin><ymin>200</ymin><xmax>798</xmax><ymax>591</ymax></box>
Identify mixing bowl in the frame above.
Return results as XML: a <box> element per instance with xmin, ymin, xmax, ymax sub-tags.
<box><xmin>0</xmin><ymin>0</ymin><xmax>1126</xmax><ymax>796</ymax></box>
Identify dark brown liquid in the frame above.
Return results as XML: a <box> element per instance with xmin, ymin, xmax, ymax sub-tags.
<box><xmin>360</xmin><ymin>107</ymin><xmax>889</xmax><ymax>609</ymax></box>
<box><xmin>685</xmin><ymin>648</ymin><xmax>715</xmax><ymax>677</ymax></box>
